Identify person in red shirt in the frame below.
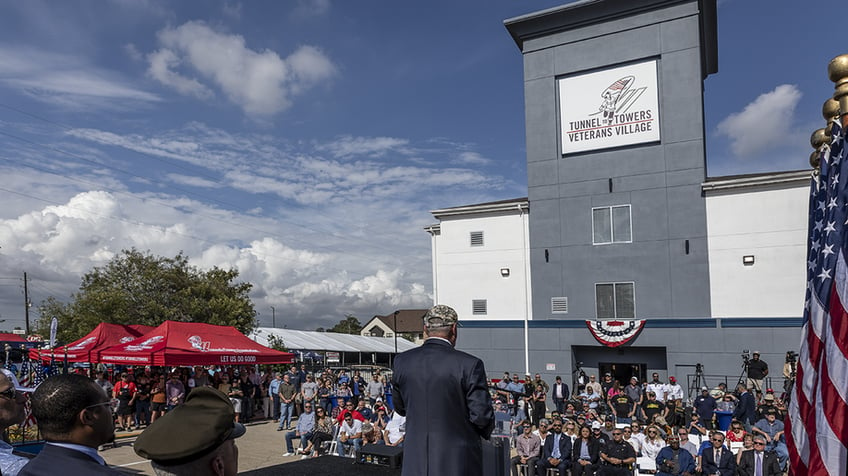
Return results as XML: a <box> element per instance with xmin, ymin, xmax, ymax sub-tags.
<box><xmin>335</xmin><ymin>400</ymin><xmax>366</xmax><ymax>423</ymax></box>
<box><xmin>113</xmin><ymin>372</ymin><xmax>138</xmax><ymax>432</ymax></box>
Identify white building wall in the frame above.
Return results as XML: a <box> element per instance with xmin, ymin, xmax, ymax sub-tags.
<box><xmin>706</xmin><ymin>182</ymin><xmax>808</xmax><ymax>317</ymax></box>
<box><xmin>432</xmin><ymin>210</ymin><xmax>531</xmax><ymax>321</ymax></box>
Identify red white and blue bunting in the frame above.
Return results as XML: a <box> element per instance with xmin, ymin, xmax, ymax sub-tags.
<box><xmin>586</xmin><ymin>319</ymin><xmax>646</xmax><ymax>347</ymax></box>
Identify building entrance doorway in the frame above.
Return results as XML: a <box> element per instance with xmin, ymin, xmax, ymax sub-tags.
<box><xmin>599</xmin><ymin>362</ymin><xmax>647</xmax><ymax>387</ymax></box>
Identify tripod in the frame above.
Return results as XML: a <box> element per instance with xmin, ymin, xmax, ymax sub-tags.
<box><xmin>736</xmin><ymin>357</ymin><xmax>749</xmax><ymax>390</ymax></box>
<box><xmin>688</xmin><ymin>363</ymin><xmax>707</xmax><ymax>403</ymax></box>
<box><xmin>783</xmin><ymin>360</ymin><xmax>797</xmax><ymax>404</ymax></box>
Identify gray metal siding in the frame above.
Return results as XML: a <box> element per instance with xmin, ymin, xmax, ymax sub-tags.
<box><xmin>521</xmin><ymin>1</ymin><xmax>711</xmax><ymax>321</ymax></box>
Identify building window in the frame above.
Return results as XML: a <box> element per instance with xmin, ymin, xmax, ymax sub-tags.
<box><xmin>470</xmin><ymin>231</ymin><xmax>484</xmax><ymax>246</ymax></box>
<box><xmin>472</xmin><ymin>299</ymin><xmax>487</xmax><ymax>315</ymax></box>
<box><xmin>592</xmin><ymin>205</ymin><xmax>632</xmax><ymax>244</ymax></box>
<box><xmin>551</xmin><ymin>297</ymin><xmax>568</xmax><ymax>314</ymax></box>
<box><xmin>595</xmin><ymin>282</ymin><xmax>635</xmax><ymax>319</ymax></box>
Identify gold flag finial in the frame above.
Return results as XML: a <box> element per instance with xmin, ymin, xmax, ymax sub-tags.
<box><xmin>810</xmin><ymin>127</ymin><xmax>827</xmax><ymax>169</ymax></box>
<box><xmin>828</xmin><ymin>54</ymin><xmax>848</xmax><ymax>127</ymax></box>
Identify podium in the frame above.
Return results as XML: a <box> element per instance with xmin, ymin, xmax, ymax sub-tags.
<box><xmin>356</xmin><ymin>444</ymin><xmax>403</xmax><ymax>468</ymax></box>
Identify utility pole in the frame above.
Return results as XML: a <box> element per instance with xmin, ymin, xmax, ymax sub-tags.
<box><xmin>23</xmin><ymin>272</ymin><xmax>30</xmax><ymax>334</ymax></box>
<box><xmin>270</xmin><ymin>306</ymin><xmax>276</xmax><ymax>328</ymax></box>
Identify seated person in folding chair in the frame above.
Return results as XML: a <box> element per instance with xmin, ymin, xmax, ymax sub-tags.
<box><xmin>383</xmin><ymin>411</ymin><xmax>405</xmax><ymax>447</ymax></box>
<box><xmin>336</xmin><ymin>412</ymin><xmax>363</xmax><ymax>457</ymax></box>
<box><xmin>599</xmin><ymin>426</ymin><xmax>636</xmax><ymax>476</ymax></box>
<box><xmin>535</xmin><ymin>419</ymin><xmax>570</xmax><ymax>476</ymax></box>
<box><xmin>655</xmin><ymin>434</ymin><xmax>695</xmax><ymax>476</ymax></box>
<box><xmin>511</xmin><ymin>420</ymin><xmax>540</xmax><ymax>476</ymax></box>
<box><xmin>700</xmin><ymin>430</ymin><xmax>735</xmax><ymax>476</ymax></box>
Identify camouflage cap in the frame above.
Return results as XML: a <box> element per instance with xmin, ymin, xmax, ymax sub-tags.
<box><xmin>424</xmin><ymin>304</ymin><xmax>458</xmax><ymax>328</ymax></box>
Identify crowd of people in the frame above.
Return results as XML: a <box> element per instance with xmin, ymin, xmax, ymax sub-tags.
<box><xmin>493</xmin><ymin>361</ymin><xmax>788</xmax><ymax>476</ymax></box>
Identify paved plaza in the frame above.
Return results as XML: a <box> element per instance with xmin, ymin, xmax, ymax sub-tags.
<box><xmin>102</xmin><ymin>418</ymin><xmax>305</xmax><ymax>475</ymax></box>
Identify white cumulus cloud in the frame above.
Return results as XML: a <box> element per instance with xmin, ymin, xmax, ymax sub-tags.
<box><xmin>716</xmin><ymin>84</ymin><xmax>802</xmax><ymax>158</ymax></box>
<box><xmin>147</xmin><ymin>21</ymin><xmax>336</xmax><ymax>117</ymax></box>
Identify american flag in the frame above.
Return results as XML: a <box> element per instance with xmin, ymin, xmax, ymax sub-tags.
<box><xmin>17</xmin><ymin>357</ymin><xmax>29</xmax><ymax>388</ymax></box>
<box><xmin>786</xmin><ymin>119</ymin><xmax>848</xmax><ymax>475</ymax></box>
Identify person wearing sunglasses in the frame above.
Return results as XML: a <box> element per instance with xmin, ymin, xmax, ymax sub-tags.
<box><xmin>701</xmin><ymin>431</ymin><xmax>735</xmax><ymax>476</ymax></box>
<box><xmin>0</xmin><ymin>370</ymin><xmax>34</xmax><ymax>476</ymax></box>
<box><xmin>19</xmin><ymin>374</ymin><xmax>120</xmax><ymax>476</ymax></box>
<box><xmin>655</xmin><ymin>434</ymin><xmax>695</xmax><ymax>476</ymax></box>
<box><xmin>510</xmin><ymin>420</ymin><xmax>540</xmax><ymax>476</ymax></box>
<box><xmin>736</xmin><ymin>435</ymin><xmax>781</xmax><ymax>476</ymax></box>
<box><xmin>599</xmin><ymin>426</ymin><xmax>636</xmax><ymax>475</ymax></box>
<box><xmin>642</xmin><ymin>425</ymin><xmax>665</xmax><ymax>461</ymax></box>
<box><xmin>535</xmin><ymin>419</ymin><xmax>570</xmax><ymax>476</ymax></box>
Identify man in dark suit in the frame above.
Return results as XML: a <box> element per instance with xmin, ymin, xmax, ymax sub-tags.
<box><xmin>551</xmin><ymin>376</ymin><xmax>569</xmax><ymax>414</ymax></box>
<box><xmin>19</xmin><ymin>373</ymin><xmax>122</xmax><ymax>476</ymax></box>
<box><xmin>700</xmin><ymin>430</ymin><xmax>735</xmax><ymax>476</ymax></box>
<box><xmin>393</xmin><ymin>305</ymin><xmax>494</xmax><ymax>476</ymax></box>
<box><xmin>535</xmin><ymin>419</ymin><xmax>571</xmax><ymax>476</ymax></box>
<box><xmin>736</xmin><ymin>435</ymin><xmax>781</xmax><ymax>476</ymax></box>
<box><xmin>732</xmin><ymin>384</ymin><xmax>756</xmax><ymax>431</ymax></box>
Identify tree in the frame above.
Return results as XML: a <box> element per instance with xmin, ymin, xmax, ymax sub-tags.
<box><xmin>328</xmin><ymin>314</ymin><xmax>362</xmax><ymax>334</ymax></box>
<box><xmin>36</xmin><ymin>249</ymin><xmax>257</xmax><ymax>343</ymax></box>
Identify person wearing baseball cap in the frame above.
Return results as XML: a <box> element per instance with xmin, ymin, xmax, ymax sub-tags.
<box><xmin>133</xmin><ymin>387</ymin><xmax>245</xmax><ymax>475</ymax></box>
<box><xmin>0</xmin><ymin>369</ymin><xmax>34</xmax><ymax>476</ymax></box>
<box><xmin>392</xmin><ymin>304</ymin><xmax>494</xmax><ymax>476</ymax></box>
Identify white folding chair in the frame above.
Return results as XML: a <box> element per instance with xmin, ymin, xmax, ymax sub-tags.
<box><xmin>322</xmin><ymin>424</ymin><xmax>341</xmax><ymax>456</ymax></box>
<box><xmin>636</xmin><ymin>456</ymin><xmax>656</xmax><ymax>475</ymax></box>
<box><xmin>729</xmin><ymin>441</ymin><xmax>744</xmax><ymax>455</ymax></box>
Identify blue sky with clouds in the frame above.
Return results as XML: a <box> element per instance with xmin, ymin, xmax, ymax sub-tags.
<box><xmin>0</xmin><ymin>0</ymin><xmax>843</xmax><ymax>332</ymax></box>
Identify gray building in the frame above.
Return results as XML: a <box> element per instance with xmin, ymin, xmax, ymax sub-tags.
<box><xmin>448</xmin><ymin>0</ymin><xmax>801</xmax><ymax>400</ymax></box>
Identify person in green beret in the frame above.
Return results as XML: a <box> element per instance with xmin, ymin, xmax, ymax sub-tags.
<box><xmin>133</xmin><ymin>387</ymin><xmax>245</xmax><ymax>476</ymax></box>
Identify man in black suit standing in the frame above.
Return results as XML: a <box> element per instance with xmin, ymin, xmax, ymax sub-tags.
<box><xmin>736</xmin><ymin>435</ymin><xmax>781</xmax><ymax>476</ymax></box>
<box><xmin>700</xmin><ymin>430</ymin><xmax>735</xmax><ymax>476</ymax></box>
<box><xmin>551</xmin><ymin>376</ymin><xmax>569</xmax><ymax>414</ymax></box>
<box><xmin>732</xmin><ymin>384</ymin><xmax>757</xmax><ymax>432</ymax></box>
<box><xmin>393</xmin><ymin>304</ymin><xmax>494</xmax><ymax>476</ymax></box>
<box><xmin>535</xmin><ymin>419</ymin><xmax>571</xmax><ymax>476</ymax></box>
<box><xmin>20</xmin><ymin>374</ymin><xmax>121</xmax><ymax>476</ymax></box>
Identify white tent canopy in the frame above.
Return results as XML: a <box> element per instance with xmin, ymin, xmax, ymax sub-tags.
<box><xmin>250</xmin><ymin>327</ymin><xmax>418</xmax><ymax>354</ymax></box>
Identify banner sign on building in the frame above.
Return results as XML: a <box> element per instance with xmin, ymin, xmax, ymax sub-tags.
<box><xmin>558</xmin><ymin>59</ymin><xmax>660</xmax><ymax>155</ymax></box>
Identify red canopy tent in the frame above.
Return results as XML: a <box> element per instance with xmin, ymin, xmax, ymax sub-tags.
<box><xmin>98</xmin><ymin>320</ymin><xmax>294</xmax><ymax>366</ymax></box>
<box><xmin>0</xmin><ymin>333</ymin><xmax>28</xmax><ymax>343</ymax></box>
<box><xmin>28</xmin><ymin>323</ymin><xmax>153</xmax><ymax>362</ymax></box>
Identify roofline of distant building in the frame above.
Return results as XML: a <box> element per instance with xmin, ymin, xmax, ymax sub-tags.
<box><xmin>430</xmin><ymin>197</ymin><xmax>528</xmax><ymax>219</ymax></box>
<box><xmin>504</xmin><ymin>0</ymin><xmax>718</xmax><ymax>78</ymax></box>
<box><xmin>702</xmin><ymin>169</ymin><xmax>810</xmax><ymax>193</ymax></box>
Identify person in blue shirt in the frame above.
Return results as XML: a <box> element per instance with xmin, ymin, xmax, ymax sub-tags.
<box><xmin>693</xmin><ymin>387</ymin><xmax>717</xmax><ymax>429</ymax></box>
<box><xmin>656</xmin><ymin>435</ymin><xmax>695</xmax><ymax>476</ymax></box>
<box><xmin>268</xmin><ymin>372</ymin><xmax>282</xmax><ymax>422</ymax></box>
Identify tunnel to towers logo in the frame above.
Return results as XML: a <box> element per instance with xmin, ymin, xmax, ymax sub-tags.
<box><xmin>559</xmin><ymin>59</ymin><xmax>660</xmax><ymax>154</ymax></box>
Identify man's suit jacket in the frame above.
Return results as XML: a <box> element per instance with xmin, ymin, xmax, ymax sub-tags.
<box><xmin>393</xmin><ymin>338</ymin><xmax>494</xmax><ymax>476</ymax></box>
<box><xmin>733</xmin><ymin>391</ymin><xmax>756</xmax><ymax>424</ymax></box>
<box><xmin>736</xmin><ymin>449</ymin><xmax>781</xmax><ymax>476</ymax></box>
<box><xmin>541</xmin><ymin>432</ymin><xmax>572</xmax><ymax>465</ymax></box>
<box><xmin>701</xmin><ymin>445</ymin><xmax>736</xmax><ymax>476</ymax></box>
<box><xmin>19</xmin><ymin>444</ymin><xmax>122</xmax><ymax>476</ymax></box>
<box><xmin>552</xmin><ymin>382</ymin><xmax>569</xmax><ymax>400</ymax></box>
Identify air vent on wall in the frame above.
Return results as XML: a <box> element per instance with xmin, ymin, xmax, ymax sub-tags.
<box><xmin>551</xmin><ymin>297</ymin><xmax>568</xmax><ymax>314</ymax></box>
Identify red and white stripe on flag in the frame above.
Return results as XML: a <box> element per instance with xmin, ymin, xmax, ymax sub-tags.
<box><xmin>786</xmin><ymin>121</ymin><xmax>848</xmax><ymax>476</ymax></box>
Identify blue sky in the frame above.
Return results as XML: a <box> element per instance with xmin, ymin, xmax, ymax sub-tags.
<box><xmin>0</xmin><ymin>0</ymin><xmax>842</xmax><ymax>332</ymax></box>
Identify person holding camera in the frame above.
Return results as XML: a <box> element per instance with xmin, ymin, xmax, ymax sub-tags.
<box><xmin>655</xmin><ymin>434</ymin><xmax>695</xmax><ymax>476</ymax></box>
